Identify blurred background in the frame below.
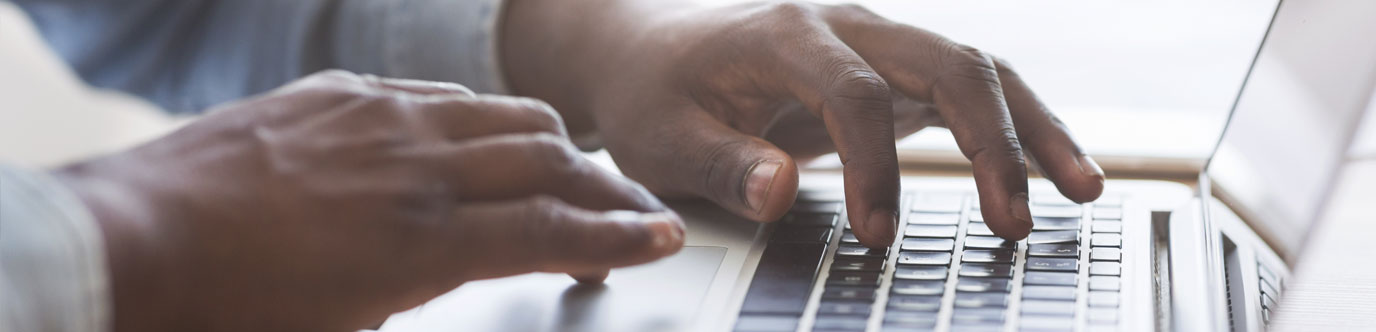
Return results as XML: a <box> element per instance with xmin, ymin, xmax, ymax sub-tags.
<box><xmin>0</xmin><ymin>0</ymin><xmax>1279</xmax><ymax>172</ymax></box>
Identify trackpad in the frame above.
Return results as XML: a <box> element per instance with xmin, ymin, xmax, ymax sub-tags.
<box><xmin>380</xmin><ymin>246</ymin><xmax>728</xmax><ymax>332</ymax></box>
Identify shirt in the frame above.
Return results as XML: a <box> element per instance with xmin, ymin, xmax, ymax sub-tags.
<box><xmin>2</xmin><ymin>0</ymin><xmax>509</xmax><ymax>330</ymax></box>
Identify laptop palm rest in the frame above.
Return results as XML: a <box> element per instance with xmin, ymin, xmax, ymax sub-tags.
<box><xmin>380</xmin><ymin>246</ymin><xmax>727</xmax><ymax>332</ymax></box>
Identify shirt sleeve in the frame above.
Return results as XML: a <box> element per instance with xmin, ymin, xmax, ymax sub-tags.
<box><xmin>11</xmin><ymin>0</ymin><xmax>509</xmax><ymax>114</ymax></box>
<box><xmin>0</xmin><ymin>165</ymin><xmax>112</xmax><ymax>332</ymax></box>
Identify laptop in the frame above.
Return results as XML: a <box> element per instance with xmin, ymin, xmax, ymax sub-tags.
<box><xmin>376</xmin><ymin>0</ymin><xmax>1376</xmax><ymax>331</ymax></box>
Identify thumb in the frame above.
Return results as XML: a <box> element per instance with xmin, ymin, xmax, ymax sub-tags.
<box><xmin>609</xmin><ymin>112</ymin><xmax>800</xmax><ymax>222</ymax></box>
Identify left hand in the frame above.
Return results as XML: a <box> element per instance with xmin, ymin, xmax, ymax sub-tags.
<box><xmin>501</xmin><ymin>0</ymin><xmax>1105</xmax><ymax>248</ymax></box>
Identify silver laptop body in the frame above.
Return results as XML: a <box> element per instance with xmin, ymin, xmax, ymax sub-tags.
<box><xmin>377</xmin><ymin>0</ymin><xmax>1376</xmax><ymax>331</ymax></box>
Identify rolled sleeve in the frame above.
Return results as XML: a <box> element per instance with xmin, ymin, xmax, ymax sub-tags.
<box><xmin>334</xmin><ymin>0</ymin><xmax>511</xmax><ymax>95</ymax></box>
<box><xmin>0</xmin><ymin>166</ymin><xmax>111</xmax><ymax>332</ymax></box>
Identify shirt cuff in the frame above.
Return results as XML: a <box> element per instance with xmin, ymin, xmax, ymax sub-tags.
<box><xmin>0</xmin><ymin>165</ymin><xmax>111</xmax><ymax>332</ymax></box>
<box><xmin>333</xmin><ymin>0</ymin><xmax>511</xmax><ymax>95</ymax></box>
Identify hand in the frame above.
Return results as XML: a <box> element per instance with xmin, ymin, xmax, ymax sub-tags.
<box><xmin>503</xmin><ymin>0</ymin><xmax>1105</xmax><ymax>247</ymax></box>
<box><xmin>53</xmin><ymin>71</ymin><xmax>684</xmax><ymax>332</ymax></box>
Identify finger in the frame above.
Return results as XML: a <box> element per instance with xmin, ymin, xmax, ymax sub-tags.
<box><xmin>756</xmin><ymin>16</ymin><xmax>900</xmax><ymax>248</ymax></box>
<box><xmin>766</xmin><ymin>97</ymin><xmax>938</xmax><ymax>161</ymax></box>
<box><xmin>994</xmin><ymin>59</ymin><xmax>1105</xmax><ymax>203</ymax></box>
<box><xmin>608</xmin><ymin>110</ymin><xmax>800</xmax><ymax>222</ymax></box>
<box><xmin>415</xmin><ymin>95</ymin><xmax>570</xmax><ymax>140</ymax></box>
<box><xmin>365</xmin><ymin>75</ymin><xmax>478</xmax><ymax>97</ymax></box>
<box><xmin>449</xmin><ymin>198</ymin><xmax>684</xmax><ymax>281</ymax></box>
<box><xmin>405</xmin><ymin>133</ymin><xmax>666</xmax><ymax>212</ymax></box>
<box><xmin>828</xmin><ymin>15</ymin><xmax>1033</xmax><ymax>240</ymax></box>
<box><xmin>570</xmin><ymin>269</ymin><xmax>611</xmax><ymax>284</ymax></box>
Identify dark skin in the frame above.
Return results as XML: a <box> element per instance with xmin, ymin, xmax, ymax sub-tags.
<box><xmin>52</xmin><ymin>1</ymin><xmax>1104</xmax><ymax>331</ymax></box>
<box><xmin>55</xmin><ymin>72</ymin><xmax>684</xmax><ymax>332</ymax></box>
<box><xmin>503</xmin><ymin>0</ymin><xmax>1105</xmax><ymax>247</ymax></box>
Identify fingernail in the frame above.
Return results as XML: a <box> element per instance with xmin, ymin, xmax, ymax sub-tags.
<box><xmin>623</xmin><ymin>211</ymin><xmax>683</xmax><ymax>252</ymax></box>
<box><xmin>865</xmin><ymin>210</ymin><xmax>899</xmax><ymax>249</ymax></box>
<box><xmin>1077</xmin><ymin>154</ymin><xmax>1105</xmax><ymax>181</ymax></box>
<box><xmin>1008</xmin><ymin>193</ymin><xmax>1033</xmax><ymax>229</ymax></box>
<box><xmin>745</xmin><ymin>160</ymin><xmax>782</xmax><ymax>213</ymax></box>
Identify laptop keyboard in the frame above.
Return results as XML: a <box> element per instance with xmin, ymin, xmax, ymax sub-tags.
<box><xmin>735</xmin><ymin>191</ymin><xmax>1126</xmax><ymax>332</ymax></box>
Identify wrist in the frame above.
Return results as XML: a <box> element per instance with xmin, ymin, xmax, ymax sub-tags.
<box><xmin>53</xmin><ymin>160</ymin><xmax>184</xmax><ymax>332</ymax></box>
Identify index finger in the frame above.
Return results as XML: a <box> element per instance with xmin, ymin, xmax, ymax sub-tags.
<box><xmin>825</xmin><ymin>8</ymin><xmax>1033</xmax><ymax>240</ymax></box>
<box><xmin>760</xmin><ymin>17</ymin><xmax>900</xmax><ymax>249</ymax></box>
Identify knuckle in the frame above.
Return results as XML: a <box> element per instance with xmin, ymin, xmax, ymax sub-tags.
<box><xmin>964</xmin><ymin>125</ymin><xmax>1026</xmax><ymax>166</ymax></box>
<box><xmin>524</xmin><ymin>133</ymin><xmax>583</xmax><ymax>175</ymax></box>
<box><xmin>934</xmin><ymin>45</ymin><xmax>1000</xmax><ymax>85</ymax></box>
<box><xmin>511</xmin><ymin>98</ymin><xmax>567</xmax><ymax>135</ymax></box>
<box><xmin>691</xmin><ymin>139</ymin><xmax>751</xmax><ymax>201</ymax></box>
<box><xmin>761</xmin><ymin>1</ymin><xmax>816</xmax><ymax>20</ymax></box>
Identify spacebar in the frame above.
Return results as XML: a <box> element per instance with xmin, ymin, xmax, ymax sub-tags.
<box><xmin>739</xmin><ymin>242</ymin><xmax>829</xmax><ymax>314</ymax></box>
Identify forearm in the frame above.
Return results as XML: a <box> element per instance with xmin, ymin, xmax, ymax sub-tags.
<box><xmin>500</xmin><ymin>0</ymin><xmax>693</xmax><ymax>138</ymax></box>
<box><xmin>14</xmin><ymin>0</ymin><xmax>508</xmax><ymax>114</ymax></box>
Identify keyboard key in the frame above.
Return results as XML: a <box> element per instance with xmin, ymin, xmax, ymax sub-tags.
<box><xmin>1020</xmin><ymin>300</ymin><xmax>1076</xmax><ymax>316</ymax></box>
<box><xmin>792</xmin><ymin>201</ymin><xmax>842</xmax><ymax>214</ymax></box>
<box><xmin>961</xmin><ymin>249</ymin><xmax>1016</xmax><ymax>264</ymax></box>
<box><xmin>956</xmin><ymin>277</ymin><xmax>1012</xmax><ymax>293</ymax></box>
<box><xmin>823</xmin><ymin>286</ymin><xmax>878</xmax><ymax>301</ymax></box>
<box><xmin>884</xmin><ymin>311</ymin><xmax>939</xmax><ymax>328</ymax></box>
<box><xmin>1089</xmin><ymin>291</ymin><xmax>1120</xmax><ymax>307</ymax></box>
<box><xmin>795</xmin><ymin>190</ymin><xmax>844</xmax><ymax>203</ymax></box>
<box><xmin>968</xmin><ymin>211</ymin><xmax>985</xmax><ymax>222</ymax></box>
<box><xmin>836</xmin><ymin>244</ymin><xmax>888</xmax><ymax>258</ymax></box>
<box><xmin>1019</xmin><ymin>314</ymin><xmax>1076</xmax><ymax>330</ymax></box>
<box><xmin>910</xmin><ymin>212</ymin><xmax>960</xmax><ymax>225</ymax></box>
<box><xmin>739</xmin><ymin>242</ymin><xmax>827</xmax><ymax>314</ymax></box>
<box><xmin>1258</xmin><ymin>263</ymin><xmax>1280</xmax><ymax>284</ymax></box>
<box><xmin>1028</xmin><ymin>243</ymin><xmax>1079</xmax><ymax>257</ymax></box>
<box><xmin>840</xmin><ymin>231</ymin><xmax>860</xmax><ymax>244</ymax></box>
<box><xmin>780</xmin><ymin>212</ymin><xmax>838</xmax><ymax>228</ymax></box>
<box><xmin>905</xmin><ymin>224</ymin><xmax>958</xmax><ymax>238</ymax></box>
<box><xmin>901</xmin><ymin>238</ymin><xmax>955</xmax><ymax>252</ymax></box>
<box><xmin>1093</xmin><ymin>220</ymin><xmax>1123</xmax><ymax>233</ymax></box>
<box><xmin>1033</xmin><ymin>194</ymin><xmax>1079</xmax><ymax>206</ymax></box>
<box><xmin>1022</xmin><ymin>286</ymin><xmax>1077</xmax><ymax>301</ymax></box>
<box><xmin>1087</xmin><ymin>307</ymin><xmax>1118</xmax><ymax>323</ymax></box>
<box><xmin>1260</xmin><ymin>280</ymin><xmax>1280</xmax><ymax>298</ymax></box>
<box><xmin>813</xmin><ymin>315</ymin><xmax>870</xmax><ymax>330</ymax></box>
<box><xmin>1023</xmin><ymin>271</ymin><xmax>1078</xmax><ymax>286</ymax></box>
<box><xmin>1095</xmin><ymin>195</ymin><xmax>1123</xmax><ymax>207</ymax></box>
<box><xmin>770</xmin><ymin>227</ymin><xmax>833</xmax><ymax>243</ymax></box>
<box><xmin>1090</xmin><ymin>262</ymin><xmax>1121</xmax><ymax>276</ymax></box>
<box><xmin>894</xmin><ymin>266</ymin><xmax>948</xmax><ymax>280</ymax></box>
<box><xmin>888</xmin><ymin>295</ymin><xmax>942</xmax><ymax>312</ymax></box>
<box><xmin>959</xmin><ymin>263</ymin><xmax>1014</xmax><ymax>278</ymax></box>
<box><xmin>1091</xmin><ymin>247</ymin><xmax>1121</xmax><ymax>261</ymax></box>
<box><xmin>831</xmin><ymin>257</ymin><xmax>886</xmax><ymax>272</ymax></box>
<box><xmin>950</xmin><ymin>308</ymin><xmax>1006</xmax><ymax>324</ymax></box>
<box><xmin>1093</xmin><ymin>207</ymin><xmax>1123</xmax><ymax>220</ymax></box>
<box><xmin>911</xmin><ymin>193</ymin><xmax>964</xmax><ymax>213</ymax></box>
<box><xmin>818</xmin><ymin>300</ymin><xmax>873</xmax><ymax>315</ymax></box>
<box><xmin>1092</xmin><ymin>233</ymin><xmax>1122</xmax><ymax>247</ymax></box>
<box><xmin>891</xmin><ymin>280</ymin><xmax>947</xmax><ymax>296</ymax></box>
<box><xmin>897</xmin><ymin>251</ymin><xmax>952</xmax><ymax>265</ymax></box>
<box><xmin>954</xmin><ymin>292</ymin><xmax>1009</xmax><ymax>308</ymax></box>
<box><xmin>965</xmin><ymin>236</ymin><xmax>1018</xmax><ymax>249</ymax></box>
<box><xmin>734</xmin><ymin>314</ymin><xmax>799</xmax><ymax>332</ymax></box>
<box><xmin>1089</xmin><ymin>276</ymin><xmax>1121</xmax><ymax>291</ymax></box>
<box><xmin>1032</xmin><ymin>205</ymin><xmax>1082</xmax><ymax>218</ymax></box>
<box><xmin>828</xmin><ymin>272</ymin><xmax>882</xmax><ymax>286</ymax></box>
<box><xmin>966</xmin><ymin>222</ymin><xmax>995</xmax><ymax>236</ymax></box>
<box><xmin>1032</xmin><ymin>217</ymin><xmax>1081</xmax><ymax>231</ymax></box>
<box><xmin>1026</xmin><ymin>257</ymin><xmax>1078</xmax><ymax>272</ymax></box>
<box><xmin>1028</xmin><ymin>230</ymin><xmax>1079</xmax><ymax>244</ymax></box>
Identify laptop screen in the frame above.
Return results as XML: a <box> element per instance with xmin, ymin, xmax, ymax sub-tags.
<box><xmin>1206</xmin><ymin>0</ymin><xmax>1376</xmax><ymax>259</ymax></box>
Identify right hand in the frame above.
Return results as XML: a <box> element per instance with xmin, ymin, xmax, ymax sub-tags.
<box><xmin>54</xmin><ymin>70</ymin><xmax>684</xmax><ymax>332</ymax></box>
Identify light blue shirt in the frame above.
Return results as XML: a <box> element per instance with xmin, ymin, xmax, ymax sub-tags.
<box><xmin>2</xmin><ymin>1</ymin><xmax>507</xmax><ymax>330</ymax></box>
